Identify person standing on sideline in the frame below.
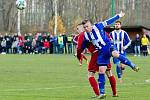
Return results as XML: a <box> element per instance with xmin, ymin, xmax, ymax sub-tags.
<box><xmin>141</xmin><ymin>34</ymin><xmax>149</xmax><ymax>56</ymax></box>
<box><xmin>134</xmin><ymin>34</ymin><xmax>141</xmax><ymax>56</ymax></box>
<box><xmin>110</xmin><ymin>21</ymin><xmax>131</xmax><ymax>82</ymax></box>
<box><xmin>82</xmin><ymin>11</ymin><xmax>139</xmax><ymax>99</ymax></box>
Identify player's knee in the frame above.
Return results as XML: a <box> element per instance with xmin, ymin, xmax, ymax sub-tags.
<box><xmin>121</xmin><ymin>63</ymin><xmax>126</xmax><ymax>68</ymax></box>
<box><xmin>88</xmin><ymin>72</ymin><xmax>95</xmax><ymax>78</ymax></box>
<box><xmin>99</xmin><ymin>66</ymin><xmax>106</xmax><ymax>74</ymax></box>
<box><xmin>106</xmin><ymin>70</ymin><xmax>113</xmax><ymax>77</ymax></box>
<box><xmin>112</xmin><ymin>50</ymin><xmax>120</xmax><ymax>58</ymax></box>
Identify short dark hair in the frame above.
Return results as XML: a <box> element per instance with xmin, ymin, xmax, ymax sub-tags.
<box><xmin>115</xmin><ymin>20</ymin><xmax>121</xmax><ymax>24</ymax></box>
<box><xmin>82</xmin><ymin>19</ymin><xmax>90</xmax><ymax>25</ymax></box>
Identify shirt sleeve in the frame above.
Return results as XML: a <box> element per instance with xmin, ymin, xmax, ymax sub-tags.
<box><xmin>73</xmin><ymin>35</ymin><xmax>78</xmax><ymax>44</ymax></box>
<box><xmin>124</xmin><ymin>31</ymin><xmax>131</xmax><ymax>50</ymax></box>
<box><xmin>97</xmin><ymin>14</ymin><xmax>120</xmax><ymax>28</ymax></box>
<box><xmin>77</xmin><ymin>34</ymin><xmax>89</xmax><ymax>61</ymax></box>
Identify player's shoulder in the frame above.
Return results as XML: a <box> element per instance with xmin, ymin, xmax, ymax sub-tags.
<box><xmin>93</xmin><ymin>22</ymin><xmax>103</xmax><ymax>29</ymax></box>
<box><xmin>79</xmin><ymin>31</ymin><xmax>85</xmax><ymax>36</ymax></box>
<box><xmin>121</xmin><ymin>29</ymin><xmax>127</xmax><ymax>33</ymax></box>
<box><xmin>73</xmin><ymin>34</ymin><xmax>79</xmax><ymax>40</ymax></box>
<box><xmin>110</xmin><ymin>30</ymin><xmax>115</xmax><ymax>34</ymax></box>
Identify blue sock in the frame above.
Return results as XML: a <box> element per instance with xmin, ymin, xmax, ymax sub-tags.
<box><xmin>98</xmin><ymin>74</ymin><xmax>105</xmax><ymax>94</ymax></box>
<box><xmin>116</xmin><ymin>64</ymin><xmax>122</xmax><ymax>79</ymax></box>
<box><xmin>117</xmin><ymin>55</ymin><xmax>135</xmax><ymax>69</ymax></box>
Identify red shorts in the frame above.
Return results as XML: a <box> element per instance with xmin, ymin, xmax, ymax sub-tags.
<box><xmin>106</xmin><ymin>63</ymin><xmax>112</xmax><ymax>71</ymax></box>
<box><xmin>88</xmin><ymin>51</ymin><xmax>112</xmax><ymax>73</ymax></box>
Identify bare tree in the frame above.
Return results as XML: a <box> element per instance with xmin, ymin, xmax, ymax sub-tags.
<box><xmin>0</xmin><ymin>0</ymin><xmax>149</xmax><ymax>33</ymax></box>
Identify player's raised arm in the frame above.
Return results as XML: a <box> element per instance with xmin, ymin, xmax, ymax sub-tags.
<box><xmin>101</xmin><ymin>11</ymin><xmax>125</xmax><ymax>27</ymax></box>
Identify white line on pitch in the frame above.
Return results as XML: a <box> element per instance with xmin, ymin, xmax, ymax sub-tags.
<box><xmin>145</xmin><ymin>79</ymin><xmax>150</xmax><ymax>83</ymax></box>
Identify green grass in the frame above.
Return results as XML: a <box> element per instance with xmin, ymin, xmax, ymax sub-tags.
<box><xmin>0</xmin><ymin>54</ymin><xmax>150</xmax><ymax>100</ymax></box>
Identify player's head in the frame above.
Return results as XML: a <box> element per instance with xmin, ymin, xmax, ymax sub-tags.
<box><xmin>82</xmin><ymin>19</ymin><xmax>92</xmax><ymax>33</ymax></box>
<box><xmin>115</xmin><ymin>20</ymin><xmax>122</xmax><ymax>30</ymax></box>
<box><xmin>76</xmin><ymin>23</ymin><xmax>84</xmax><ymax>34</ymax></box>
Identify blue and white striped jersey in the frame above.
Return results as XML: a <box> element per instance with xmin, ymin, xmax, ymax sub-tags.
<box><xmin>110</xmin><ymin>30</ymin><xmax>131</xmax><ymax>54</ymax></box>
<box><xmin>84</xmin><ymin>14</ymin><xmax>121</xmax><ymax>50</ymax></box>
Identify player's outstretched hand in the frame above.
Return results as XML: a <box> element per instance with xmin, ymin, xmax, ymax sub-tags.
<box><xmin>118</xmin><ymin>11</ymin><xmax>125</xmax><ymax>17</ymax></box>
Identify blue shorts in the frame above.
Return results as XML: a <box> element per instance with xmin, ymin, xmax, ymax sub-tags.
<box><xmin>97</xmin><ymin>43</ymin><xmax>116</xmax><ymax>66</ymax></box>
<box><xmin>113</xmin><ymin>52</ymin><xmax>126</xmax><ymax>64</ymax></box>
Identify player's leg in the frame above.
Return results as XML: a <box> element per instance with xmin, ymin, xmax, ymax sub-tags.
<box><xmin>117</xmin><ymin>52</ymin><xmax>126</xmax><ymax>82</ymax></box>
<box><xmin>97</xmin><ymin>45</ymin><xmax>112</xmax><ymax>99</ymax></box>
<box><xmin>88</xmin><ymin>72</ymin><xmax>99</xmax><ymax>97</ymax></box>
<box><xmin>88</xmin><ymin>52</ymin><xmax>99</xmax><ymax>97</ymax></box>
<box><xmin>106</xmin><ymin>63</ymin><xmax>118</xmax><ymax>97</ymax></box>
<box><xmin>97</xmin><ymin>54</ymin><xmax>107</xmax><ymax>98</ymax></box>
<box><xmin>116</xmin><ymin>63</ymin><xmax>122</xmax><ymax>82</ymax></box>
<box><xmin>112</xmin><ymin>50</ymin><xmax>139</xmax><ymax>72</ymax></box>
<box><xmin>120</xmin><ymin>63</ymin><xmax>126</xmax><ymax>71</ymax></box>
<box><xmin>113</xmin><ymin>58</ymin><xmax>122</xmax><ymax>81</ymax></box>
<box><xmin>97</xmin><ymin>65</ymin><xmax>107</xmax><ymax>99</ymax></box>
<box><xmin>106</xmin><ymin>70</ymin><xmax>117</xmax><ymax>97</ymax></box>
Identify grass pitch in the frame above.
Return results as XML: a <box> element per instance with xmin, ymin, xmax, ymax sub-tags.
<box><xmin>0</xmin><ymin>54</ymin><xmax>150</xmax><ymax>100</ymax></box>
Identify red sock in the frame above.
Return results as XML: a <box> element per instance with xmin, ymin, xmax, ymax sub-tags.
<box><xmin>88</xmin><ymin>77</ymin><xmax>99</xmax><ymax>96</ymax></box>
<box><xmin>108</xmin><ymin>75</ymin><xmax>117</xmax><ymax>95</ymax></box>
<box><xmin>82</xmin><ymin>54</ymin><xmax>87</xmax><ymax>61</ymax></box>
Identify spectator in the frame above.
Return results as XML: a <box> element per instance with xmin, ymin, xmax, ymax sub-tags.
<box><xmin>49</xmin><ymin>34</ymin><xmax>54</xmax><ymax>54</ymax></box>
<box><xmin>31</xmin><ymin>38</ymin><xmax>36</xmax><ymax>54</ymax></box>
<box><xmin>58</xmin><ymin>34</ymin><xmax>64</xmax><ymax>54</ymax></box>
<box><xmin>62</xmin><ymin>33</ymin><xmax>68</xmax><ymax>54</ymax></box>
<box><xmin>18</xmin><ymin>39</ymin><xmax>24</xmax><ymax>54</ymax></box>
<box><xmin>134</xmin><ymin>34</ymin><xmax>141</xmax><ymax>56</ymax></box>
<box><xmin>141</xmin><ymin>34</ymin><xmax>149</xmax><ymax>56</ymax></box>
<box><xmin>37</xmin><ymin>39</ymin><xmax>44</xmax><ymax>54</ymax></box>
<box><xmin>67</xmin><ymin>35</ymin><xmax>73</xmax><ymax>54</ymax></box>
<box><xmin>53</xmin><ymin>35</ymin><xmax>58</xmax><ymax>54</ymax></box>
<box><xmin>6</xmin><ymin>38</ymin><xmax>12</xmax><ymax>54</ymax></box>
<box><xmin>1</xmin><ymin>38</ymin><xmax>6</xmax><ymax>54</ymax></box>
<box><xmin>12</xmin><ymin>38</ymin><xmax>19</xmax><ymax>54</ymax></box>
<box><xmin>24</xmin><ymin>38</ymin><xmax>32</xmax><ymax>54</ymax></box>
<box><xmin>43</xmin><ymin>39</ymin><xmax>50</xmax><ymax>54</ymax></box>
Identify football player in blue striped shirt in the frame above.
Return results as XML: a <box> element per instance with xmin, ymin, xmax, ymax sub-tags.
<box><xmin>110</xmin><ymin>21</ymin><xmax>131</xmax><ymax>83</ymax></box>
<box><xmin>82</xmin><ymin>11</ymin><xmax>139</xmax><ymax>99</ymax></box>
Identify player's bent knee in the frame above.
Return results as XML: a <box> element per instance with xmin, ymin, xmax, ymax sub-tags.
<box><xmin>121</xmin><ymin>63</ymin><xmax>126</xmax><ymax>68</ymax></box>
<box><xmin>106</xmin><ymin>70</ymin><xmax>113</xmax><ymax>77</ymax></box>
<box><xmin>99</xmin><ymin>66</ymin><xmax>106</xmax><ymax>74</ymax></box>
<box><xmin>88</xmin><ymin>72</ymin><xmax>95</xmax><ymax>78</ymax></box>
<box><xmin>112</xmin><ymin>50</ymin><xmax>120</xmax><ymax>58</ymax></box>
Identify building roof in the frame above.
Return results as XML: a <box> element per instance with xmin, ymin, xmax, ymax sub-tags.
<box><xmin>104</xmin><ymin>26</ymin><xmax>150</xmax><ymax>32</ymax></box>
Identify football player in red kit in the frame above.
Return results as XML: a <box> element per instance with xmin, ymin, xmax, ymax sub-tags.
<box><xmin>73</xmin><ymin>25</ymin><xmax>88</xmax><ymax>66</ymax></box>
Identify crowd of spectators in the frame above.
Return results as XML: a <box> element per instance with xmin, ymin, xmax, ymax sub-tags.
<box><xmin>0</xmin><ymin>32</ymin><xmax>76</xmax><ymax>54</ymax></box>
<box><xmin>132</xmin><ymin>34</ymin><xmax>150</xmax><ymax>56</ymax></box>
<box><xmin>0</xmin><ymin>32</ymin><xmax>149</xmax><ymax>56</ymax></box>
